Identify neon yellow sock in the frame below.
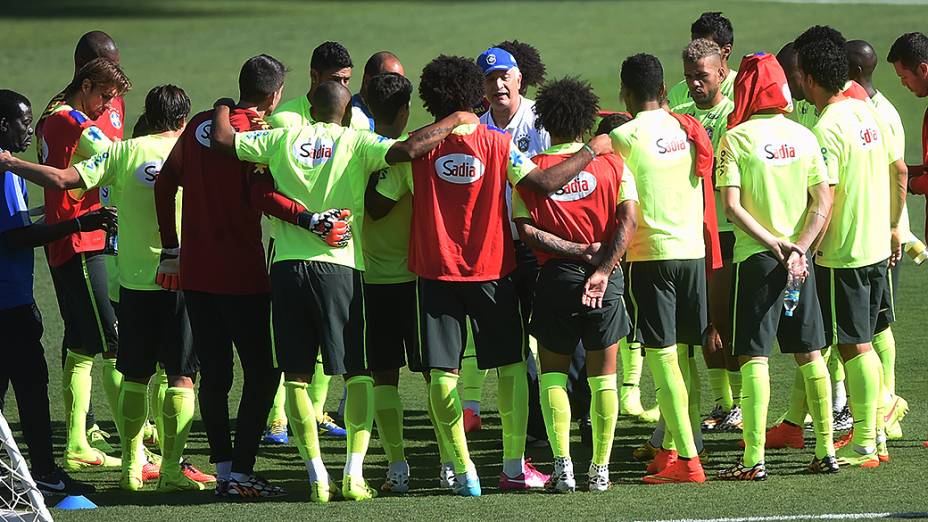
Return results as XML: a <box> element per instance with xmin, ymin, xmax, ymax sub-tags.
<box><xmin>63</xmin><ymin>350</ymin><xmax>94</xmax><ymax>455</ymax></box>
<box><xmin>344</xmin><ymin>376</ymin><xmax>374</xmax><ymax>470</ymax></box>
<box><xmin>683</xmin><ymin>346</ymin><xmax>703</xmax><ymax>452</ymax></box>
<box><xmin>740</xmin><ymin>360</ymin><xmax>770</xmax><ymax>467</ymax></box>
<box><xmin>707</xmin><ymin>368</ymin><xmax>732</xmax><ymax>410</ymax></box>
<box><xmin>161</xmin><ymin>387</ymin><xmax>195</xmax><ymax>477</ymax></box>
<box><xmin>429</xmin><ymin>370</ymin><xmax>470</xmax><ymax>474</ymax></box>
<box><xmin>118</xmin><ymin>381</ymin><xmax>148</xmax><ymax>473</ymax></box>
<box><xmin>460</xmin><ymin>330</ymin><xmax>486</xmax><ymax>404</ymax></box>
<box><xmin>873</xmin><ymin>328</ymin><xmax>896</xmax><ymax>396</ymax></box>
<box><xmin>284</xmin><ymin>381</ymin><xmax>321</xmax><ymax>461</ymax></box>
<box><xmin>620</xmin><ymin>339</ymin><xmax>643</xmax><ymax>385</ymax></box>
<box><xmin>373</xmin><ymin>385</ymin><xmax>405</xmax><ymax>464</ymax></box>
<box><xmin>799</xmin><ymin>358</ymin><xmax>833</xmax><ymax>459</ymax></box>
<box><xmin>100</xmin><ymin>357</ymin><xmax>123</xmax><ymax>430</ymax></box>
<box><xmin>267</xmin><ymin>374</ymin><xmax>287</xmax><ymax>425</ymax></box>
<box><xmin>425</xmin><ymin>381</ymin><xmax>454</xmax><ymax>464</ymax></box>
<box><xmin>309</xmin><ymin>359</ymin><xmax>331</xmax><ymax>421</ymax></box>
<box><xmin>645</xmin><ymin>346</ymin><xmax>696</xmax><ymax>458</ymax></box>
<box><xmin>826</xmin><ymin>346</ymin><xmax>845</xmax><ymax>383</ymax></box>
<box><xmin>539</xmin><ymin>372</ymin><xmax>571</xmax><ymax>459</ymax></box>
<box><xmin>588</xmin><ymin>374</ymin><xmax>618</xmax><ymax>466</ymax></box>
<box><xmin>784</xmin><ymin>368</ymin><xmax>808</xmax><ymax>426</ymax></box>
<box><xmin>728</xmin><ymin>369</ymin><xmax>742</xmax><ymax>407</ymax></box>
<box><xmin>497</xmin><ymin>361</ymin><xmax>528</xmax><ymax>461</ymax></box>
<box><xmin>845</xmin><ymin>351</ymin><xmax>881</xmax><ymax>450</ymax></box>
<box><xmin>149</xmin><ymin>367</ymin><xmax>168</xmax><ymax>451</ymax></box>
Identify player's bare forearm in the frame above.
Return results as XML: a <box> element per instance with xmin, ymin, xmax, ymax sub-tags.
<box><xmin>385</xmin><ymin>111</ymin><xmax>477</xmax><ymax>164</ymax></box>
<box><xmin>811</xmin><ymin>185</ymin><xmax>836</xmax><ymax>254</ymax></box>
<box><xmin>514</xmin><ymin>218</ymin><xmax>590</xmax><ymax>261</ymax></box>
<box><xmin>795</xmin><ymin>181</ymin><xmax>832</xmax><ymax>253</ymax></box>
<box><xmin>1</xmin><ymin>154</ymin><xmax>82</xmax><ymax>190</ymax></box>
<box><xmin>890</xmin><ymin>159</ymin><xmax>908</xmax><ymax>227</ymax></box>
<box><xmin>594</xmin><ymin>201</ymin><xmax>638</xmax><ymax>275</ymax></box>
<box><xmin>722</xmin><ymin>186</ymin><xmax>782</xmax><ymax>254</ymax></box>
<box><xmin>209</xmin><ymin>103</ymin><xmax>236</xmax><ymax>156</ymax></box>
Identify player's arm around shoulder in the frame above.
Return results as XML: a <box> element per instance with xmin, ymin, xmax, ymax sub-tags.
<box><xmin>517</xmin><ymin>134</ymin><xmax>613</xmax><ymax>195</ymax></box>
<box><xmin>366</xmin><ymin>162</ymin><xmax>411</xmax><ymax>220</ymax></box>
<box><xmin>0</xmin><ymin>149</ymin><xmax>86</xmax><ymax>191</ymax></box>
<box><xmin>383</xmin><ymin>110</ymin><xmax>478</xmax><ymax>165</ymax></box>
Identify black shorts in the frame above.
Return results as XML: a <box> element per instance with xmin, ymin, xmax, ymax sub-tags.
<box><xmin>0</xmin><ymin>303</ymin><xmax>48</xmax><ymax>385</ymax></box>
<box><xmin>626</xmin><ymin>258</ymin><xmax>708</xmax><ymax>347</ymax></box>
<box><xmin>719</xmin><ymin>231</ymin><xmax>735</xmax><ymax>261</ymax></box>
<box><xmin>270</xmin><ymin>260</ymin><xmax>365</xmax><ymax>375</ymax></box>
<box><xmin>49</xmin><ymin>252</ymin><xmax>118</xmax><ymax>355</ymax></box>
<box><xmin>364</xmin><ymin>281</ymin><xmax>421</xmax><ymax>372</ymax></box>
<box><xmin>815</xmin><ymin>259</ymin><xmax>889</xmax><ymax>346</ymax></box>
<box><xmin>418</xmin><ymin>276</ymin><xmax>524</xmax><ymax>370</ymax></box>
<box><xmin>529</xmin><ymin>260</ymin><xmax>630</xmax><ymax>354</ymax></box>
<box><xmin>730</xmin><ymin>252</ymin><xmax>826</xmax><ymax>357</ymax></box>
<box><xmin>116</xmin><ymin>287</ymin><xmax>198</xmax><ymax>378</ymax></box>
<box><xmin>875</xmin><ymin>261</ymin><xmax>899</xmax><ymax>333</ymax></box>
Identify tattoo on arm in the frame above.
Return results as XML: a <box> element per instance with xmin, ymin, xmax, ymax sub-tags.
<box><xmin>518</xmin><ymin>220</ymin><xmax>588</xmax><ymax>259</ymax></box>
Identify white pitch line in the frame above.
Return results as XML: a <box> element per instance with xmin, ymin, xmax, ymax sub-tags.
<box><xmin>636</xmin><ymin>512</ymin><xmax>928</xmax><ymax>522</ymax></box>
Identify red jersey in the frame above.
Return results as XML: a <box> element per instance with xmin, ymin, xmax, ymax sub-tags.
<box><xmin>406</xmin><ymin>125</ymin><xmax>528</xmax><ymax>281</ymax></box>
<box><xmin>518</xmin><ymin>147</ymin><xmax>625</xmax><ymax>265</ymax></box>
<box><xmin>155</xmin><ymin>108</ymin><xmax>300</xmax><ymax>295</ymax></box>
<box><xmin>910</xmin><ymin>107</ymin><xmax>928</xmax><ymax>241</ymax></box>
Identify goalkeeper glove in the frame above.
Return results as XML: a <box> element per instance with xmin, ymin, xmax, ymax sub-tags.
<box><xmin>298</xmin><ymin>209</ymin><xmax>352</xmax><ymax>248</ymax></box>
<box><xmin>156</xmin><ymin>247</ymin><xmax>180</xmax><ymax>291</ymax></box>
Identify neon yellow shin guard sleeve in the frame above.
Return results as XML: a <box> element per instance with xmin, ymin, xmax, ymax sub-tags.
<box><xmin>728</xmin><ymin>369</ymin><xmax>743</xmax><ymax>406</ymax></box>
<box><xmin>497</xmin><ymin>361</ymin><xmax>528</xmax><ymax>461</ymax></box>
<box><xmin>845</xmin><ymin>351</ymin><xmax>881</xmax><ymax>449</ymax></box>
<box><xmin>344</xmin><ymin>376</ymin><xmax>374</xmax><ymax>463</ymax></box>
<box><xmin>429</xmin><ymin>370</ymin><xmax>470</xmax><ymax>474</ymax></box>
<box><xmin>161</xmin><ymin>387</ymin><xmax>195</xmax><ymax>476</ymax></box>
<box><xmin>799</xmin><ymin>358</ymin><xmax>833</xmax><ymax>459</ymax></box>
<box><xmin>100</xmin><ymin>357</ymin><xmax>123</xmax><ymax>430</ymax></box>
<box><xmin>425</xmin><ymin>381</ymin><xmax>454</xmax><ymax>464</ymax></box>
<box><xmin>588</xmin><ymin>374</ymin><xmax>619</xmax><ymax>466</ymax></box>
<box><xmin>872</xmin><ymin>328</ymin><xmax>896</xmax><ymax>396</ymax></box>
<box><xmin>63</xmin><ymin>350</ymin><xmax>94</xmax><ymax>455</ymax></box>
<box><xmin>373</xmin><ymin>384</ymin><xmax>405</xmax><ymax>464</ymax></box>
<box><xmin>707</xmin><ymin>368</ymin><xmax>732</xmax><ymax>410</ymax></box>
<box><xmin>645</xmin><ymin>346</ymin><xmax>696</xmax><ymax>458</ymax></box>
<box><xmin>284</xmin><ymin>381</ymin><xmax>321</xmax><ymax>461</ymax></box>
<box><xmin>308</xmin><ymin>359</ymin><xmax>331</xmax><ymax>421</ymax></box>
<box><xmin>118</xmin><ymin>381</ymin><xmax>149</xmax><ymax>469</ymax></box>
<box><xmin>784</xmin><ymin>368</ymin><xmax>808</xmax><ymax>426</ymax></box>
<box><xmin>267</xmin><ymin>374</ymin><xmax>287</xmax><ymax>425</ymax></box>
<box><xmin>740</xmin><ymin>360</ymin><xmax>770</xmax><ymax>467</ymax></box>
<box><xmin>149</xmin><ymin>367</ymin><xmax>168</xmax><ymax>449</ymax></box>
<box><xmin>539</xmin><ymin>372</ymin><xmax>571</xmax><ymax>459</ymax></box>
<box><xmin>460</xmin><ymin>335</ymin><xmax>487</xmax><ymax>404</ymax></box>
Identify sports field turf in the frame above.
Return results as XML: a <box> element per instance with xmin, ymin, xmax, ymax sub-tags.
<box><xmin>1</xmin><ymin>1</ymin><xmax>927</xmax><ymax>520</ymax></box>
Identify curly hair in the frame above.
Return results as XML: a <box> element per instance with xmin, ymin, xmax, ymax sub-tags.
<box><xmin>682</xmin><ymin>38</ymin><xmax>721</xmax><ymax>64</ymax></box>
<box><xmin>621</xmin><ymin>53</ymin><xmax>664</xmax><ymax>102</ymax></box>
<box><xmin>888</xmin><ymin>32</ymin><xmax>928</xmax><ymax>70</ymax></box>
<box><xmin>595</xmin><ymin>113</ymin><xmax>632</xmax><ymax>135</ymax></box>
<box><xmin>311</xmin><ymin>41</ymin><xmax>352</xmax><ymax>72</ymax></box>
<box><xmin>533</xmin><ymin>77</ymin><xmax>599</xmax><ymax>139</ymax></box>
<box><xmin>795</xmin><ymin>26</ymin><xmax>848</xmax><ymax>94</ymax></box>
<box><xmin>367</xmin><ymin>72</ymin><xmax>412</xmax><ymax>123</ymax></box>
<box><xmin>691</xmin><ymin>12</ymin><xmax>734</xmax><ymax>48</ymax></box>
<box><xmin>418</xmin><ymin>55</ymin><xmax>484</xmax><ymax>119</ymax></box>
<box><xmin>495</xmin><ymin>40</ymin><xmax>546</xmax><ymax>94</ymax></box>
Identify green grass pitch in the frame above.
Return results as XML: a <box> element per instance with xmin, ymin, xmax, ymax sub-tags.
<box><xmin>1</xmin><ymin>1</ymin><xmax>927</xmax><ymax>520</ymax></box>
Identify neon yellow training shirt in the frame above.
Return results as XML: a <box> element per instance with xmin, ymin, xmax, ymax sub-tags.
<box><xmin>74</xmin><ymin>135</ymin><xmax>181</xmax><ymax>291</ymax></box>
<box><xmin>716</xmin><ymin>114</ymin><xmax>826</xmax><ymax>263</ymax></box>
<box><xmin>363</xmin><ymin>133</ymin><xmax>414</xmax><ymax>285</ymax></box>
<box><xmin>234</xmin><ymin>122</ymin><xmax>396</xmax><ymax>270</ymax></box>
<box><xmin>609</xmin><ymin>109</ymin><xmax>704</xmax><ymax>262</ymax></box>
<box><xmin>871</xmin><ymin>90</ymin><xmax>915</xmax><ymax>244</ymax></box>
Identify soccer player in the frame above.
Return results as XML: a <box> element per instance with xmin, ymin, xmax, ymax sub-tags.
<box><xmin>512</xmin><ymin>77</ymin><xmax>638</xmax><ymax>493</ymax></box>
<box><xmin>610</xmin><ymin>53</ymin><xmax>714</xmax><ymax>484</ymax></box>
<box><xmin>797</xmin><ymin>26</ymin><xmax>905</xmax><ymax>468</ymax></box>
<box><xmin>847</xmin><ymin>39</ymin><xmax>912</xmax><ymax>442</ymax></box>
<box><xmin>666</xmin><ymin>12</ymin><xmax>738</xmax><ymax>108</ymax></box>
<box><xmin>672</xmin><ymin>38</ymin><xmax>741</xmax><ymax>435</ymax></box>
<box><xmin>0</xmin><ymin>85</ymin><xmax>203</xmax><ymax>491</ymax></box>
<box><xmin>210</xmin><ymin>79</ymin><xmax>478</xmax><ymax>502</ymax></box>
<box><xmin>154</xmin><ymin>55</ymin><xmax>309</xmax><ymax>497</ymax></box>
<box><xmin>777</xmin><ymin>43</ymin><xmax>820</xmax><ymax>130</ymax></box>
<box><xmin>34</xmin><ymin>56</ymin><xmax>130</xmax><ymax>471</ymax></box>
<box><xmin>350</xmin><ymin>51</ymin><xmax>405</xmax><ymax>131</ymax></box>
<box><xmin>886</xmin><ymin>31</ymin><xmax>928</xmax><ymax>449</ymax></box>
<box><xmin>368</xmin><ymin>55</ymin><xmax>613</xmax><ymax>496</ymax></box>
<box><xmin>716</xmin><ymin>53</ymin><xmax>837</xmax><ymax>479</ymax></box>
<box><xmin>0</xmin><ymin>89</ymin><xmax>98</xmax><ymax>496</ymax></box>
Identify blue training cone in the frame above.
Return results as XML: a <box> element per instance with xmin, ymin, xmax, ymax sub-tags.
<box><xmin>54</xmin><ymin>495</ymin><xmax>97</xmax><ymax>510</ymax></box>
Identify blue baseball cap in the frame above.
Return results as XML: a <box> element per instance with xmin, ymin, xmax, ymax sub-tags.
<box><xmin>477</xmin><ymin>48</ymin><xmax>518</xmax><ymax>75</ymax></box>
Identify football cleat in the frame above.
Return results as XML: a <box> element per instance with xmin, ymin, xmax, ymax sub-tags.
<box><xmin>545</xmin><ymin>457</ymin><xmax>575</xmax><ymax>493</ymax></box>
<box><xmin>701</xmin><ymin>404</ymin><xmax>728</xmax><ymax>431</ymax></box>
<box><xmin>588</xmin><ymin>463</ymin><xmax>611</xmax><ymax>492</ymax></box>
<box><xmin>63</xmin><ymin>448</ymin><xmax>121</xmax><ymax>471</ymax></box>
<box><xmin>643</xmin><ymin>456</ymin><xmax>706</xmax><ymax>484</ymax></box>
<box><xmin>834</xmin><ymin>430</ymin><xmax>853</xmax><ymax>450</ymax></box>
<box><xmin>463</xmin><ymin>408</ymin><xmax>482</xmax><ymax>433</ymax></box>
<box><xmin>157</xmin><ymin>471</ymin><xmax>206</xmax><ymax>492</ymax></box>
<box><xmin>525</xmin><ymin>433</ymin><xmax>550</xmax><ymax>448</ymax></box>
<box><xmin>716</xmin><ymin>405</ymin><xmax>744</xmax><ymax>431</ymax></box>
<box><xmin>883</xmin><ymin>396</ymin><xmax>908</xmax><ymax>440</ymax></box>
<box><xmin>219</xmin><ymin>474</ymin><xmax>286</xmax><ymax>499</ymax></box>
<box><xmin>142</xmin><ymin>461</ymin><xmax>160</xmax><ymax>482</ymax></box>
<box><xmin>922</xmin><ymin>441</ymin><xmax>928</xmax><ymax>449</ymax></box>
<box><xmin>87</xmin><ymin>424</ymin><xmax>115</xmax><ymax>454</ymax></box>
<box><xmin>318</xmin><ymin>413</ymin><xmax>347</xmax><ymax>438</ymax></box>
<box><xmin>646</xmin><ymin>449</ymin><xmax>677</xmax><ymax>474</ymax></box>
<box><xmin>876</xmin><ymin>439</ymin><xmax>890</xmax><ymax>463</ymax></box>
<box><xmin>637</xmin><ymin>405</ymin><xmax>661</xmax><ymax>424</ymax></box>
<box><xmin>120</xmin><ymin>471</ymin><xmax>144</xmax><ymax>492</ymax></box>
<box><xmin>633</xmin><ymin>441</ymin><xmax>660</xmax><ymax>462</ymax></box>
<box><xmin>34</xmin><ymin>466</ymin><xmax>95</xmax><ymax>496</ymax></box>
<box><xmin>451</xmin><ymin>474</ymin><xmax>481</xmax><ymax>497</ymax></box>
<box><xmin>381</xmin><ymin>462</ymin><xmax>410</xmax><ymax>494</ymax></box>
<box><xmin>310</xmin><ymin>480</ymin><xmax>341</xmax><ymax>503</ymax></box>
<box><xmin>263</xmin><ymin>419</ymin><xmax>289</xmax><ymax>445</ymax></box>
<box><xmin>764</xmin><ymin>421</ymin><xmax>805</xmax><ymax>449</ymax></box>
<box><xmin>833</xmin><ymin>405</ymin><xmax>853</xmax><ymax>431</ymax></box>
<box><xmin>438</xmin><ymin>462</ymin><xmax>456</xmax><ymax>490</ymax></box>
<box><xmin>182</xmin><ymin>459</ymin><xmax>216</xmax><ymax>483</ymax></box>
<box><xmin>835</xmin><ymin>445</ymin><xmax>879</xmax><ymax>468</ymax></box>
<box><xmin>143</xmin><ymin>421</ymin><xmax>159</xmax><ymax>448</ymax></box>
<box><xmin>499</xmin><ymin>459</ymin><xmax>549</xmax><ymax>491</ymax></box>
<box><xmin>808</xmin><ymin>455</ymin><xmax>840</xmax><ymax>474</ymax></box>
<box><xmin>718</xmin><ymin>460</ymin><xmax>767</xmax><ymax>481</ymax></box>
<box><xmin>342</xmin><ymin>475</ymin><xmax>378</xmax><ymax>501</ymax></box>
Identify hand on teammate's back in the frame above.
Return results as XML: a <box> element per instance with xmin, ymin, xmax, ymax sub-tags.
<box><xmin>76</xmin><ymin>206</ymin><xmax>117</xmax><ymax>232</ymax></box>
<box><xmin>587</xmin><ymin>134</ymin><xmax>614</xmax><ymax>156</ymax></box>
<box><xmin>298</xmin><ymin>208</ymin><xmax>353</xmax><ymax>248</ymax></box>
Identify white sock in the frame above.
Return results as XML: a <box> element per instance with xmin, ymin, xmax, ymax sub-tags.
<box><xmin>343</xmin><ymin>452</ymin><xmax>364</xmax><ymax>479</ymax></box>
<box><xmin>463</xmin><ymin>400</ymin><xmax>480</xmax><ymax>415</ymax></box>
<box><xmin>833</xmin><ymin>381</ymin><xmax>847</xmax><ymax>412</ymax></box>
<box><xmin>388</xmin><ymin>461</ymin><xmax>409</xmax><ymax>476</ymax></box>
<box><xmin>502</xmin><ymin>457</ymin><xmax>524</xmax><ymax>478</ymax></box>
<box><xmin>216</xmin><ymin>461</ymin><xmax>232</xmax><ymax>481</ymax></box>
<box><xmin>464</xmin><ymin>462</ymin><xmax>479</xmax><ymax>482</ymax></box>
<box><xmin>230</xmin><ymin>471</ymin><xmax>250</xmax><ymax>482</ymax></box>
<box><xmin>306</xmin><ymin>457</ymin><xmax>328</xmax><ymax>483</ymax></box>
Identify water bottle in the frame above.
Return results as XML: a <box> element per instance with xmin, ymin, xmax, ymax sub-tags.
<box><xmin>783</xmin><ymin>273</ymin><xmax>800</xmax><ymax>317</ymax></box>
<box><xmin>103</xmin><ymin>226</ymin><xmax>118</xmax><ymax>256</ymax></box>
<box><xmin>905</xmin><ymin>239</ymin><xmax>927</xmax><ymax>265</ymax></box>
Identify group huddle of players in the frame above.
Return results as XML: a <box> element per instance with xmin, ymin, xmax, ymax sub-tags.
<box><xmin>1</xmin><ymin>10</ymin><xmax>927</xmax><ymax>502</ymax></box>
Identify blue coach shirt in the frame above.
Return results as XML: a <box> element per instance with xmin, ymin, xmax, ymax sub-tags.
<box><xmin>0</xmin><ymin>169</ymin><xmax>34</xmax><ymax>310</ymax></box>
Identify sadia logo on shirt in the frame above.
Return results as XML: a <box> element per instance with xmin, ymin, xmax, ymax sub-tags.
<box><xmin>858</xmin><ymin>126</ymin><xmax>880</xmax><ymax>148</ymax></box>
<box><xmin>435</xmin><ymin>154</ymin><xmax>485</xmax><ymax>184</ymax></box>
<box><xmin>195</xmin><ymin>119</ymin><xmax>212</xmax><ymax>148</ymax></box>
<box><xmin>293</xmin><ymin>138</ymin><xmax>334</xmax><ymax>167</ymax></box>
<box><xmin>655</xmin><ymin>134</ymin><xmax>688</xmax><ymax>157</ymax></box>
<box><xmin>550</xmin><ymin>171</ymin><xmax>597</xmax><ymax>202</ymax></box>
<box><xmin>758</xmin><ymin>142</ymin><xmax>798</xmax><ymax>165</ymax></box>
<box><xmin>134</xmin><ymin>160</ymin><xmax>163</xmax><ymax>188</ymax></box>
